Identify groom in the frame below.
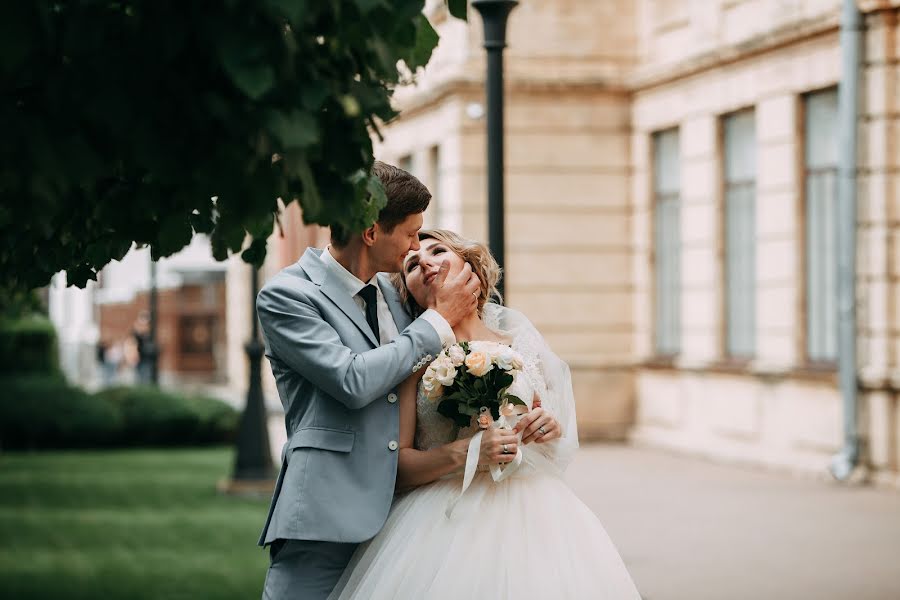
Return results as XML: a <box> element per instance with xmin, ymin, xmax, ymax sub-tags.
<box><xmin>256</xmin><ymin>161</ymin><xmax>480</xmax><ymax>599</ymax></box>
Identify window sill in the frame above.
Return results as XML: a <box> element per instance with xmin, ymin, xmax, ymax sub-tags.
<box><xmin>639</xmin><ymin>357</ymin><xmax>839</xmax><ymax>385</ymax></box>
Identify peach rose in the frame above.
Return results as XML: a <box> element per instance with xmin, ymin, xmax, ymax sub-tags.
<box><xmin>464</xmin><ymin>350</ymin><xmax>493</xmax><ymax>377</ymax></box>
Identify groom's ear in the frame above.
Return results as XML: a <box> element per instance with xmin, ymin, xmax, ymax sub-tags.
<box><xmin>362</xmin><ymin>224</ymin><xmax>378</xmax><ymax>247</ymax></box>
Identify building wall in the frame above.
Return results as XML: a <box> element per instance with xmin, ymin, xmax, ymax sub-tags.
<box><xmin>379</xmin><ymin>0</ymin><xmax>640</xmax><ymax>438</ymax></box>
<box><xmin>630</xmin><ymin>0</ymin><xmax>900</xmax><ymax>478</ymax></box>
<box><xmin>858</xmin><ymin>3</ymin><xmax>900</xmax><ymax>481</ymax></box>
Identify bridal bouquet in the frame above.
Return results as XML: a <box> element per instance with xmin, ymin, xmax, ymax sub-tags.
<box><xmin>422</xmin><ymin>341</ymin><xmax>527</xmax><ymax>427</ymax></box>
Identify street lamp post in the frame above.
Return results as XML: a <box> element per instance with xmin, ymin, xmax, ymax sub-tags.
<box><xmin>472</xmin><ymin>0</ymin><xmax>518</xmax><ymax>301</ymax></box>
<box><xmin>229</xmin><ymin>264</ymin><xmax>275</xmax><ymax>486</ymax></box>
<box><xmin>146</xmin><ymin>255</ymin><xmax>160</xmax><ymax>385</ymax></box>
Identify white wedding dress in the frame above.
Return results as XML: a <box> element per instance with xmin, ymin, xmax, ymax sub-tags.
<box><xmin>330</xmin><ymin>304</ymin><xmax>641</xmax><ymax>600</ymax></box>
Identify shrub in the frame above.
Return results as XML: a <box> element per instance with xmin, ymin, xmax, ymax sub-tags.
<box><xmin>0</xmin><ymin>316</ymin><xmax>60</xmax><ymax>375</ymax></box>
<box><xmin>184</xmin><ymin>394</ymin><xmax>240</xmax><ymax>444</ymax></box>
<box><xmin>0</xmin><ymin>380</ymin><xmax>239</xmax><ymax>451</ymax></box>
<box><xmin>94</xmin><ymin>386</ymin><xmax>238</xmax><ymax>446</ymax></box>
<box><xmin>0</xmin><ymin>374</ymin><xmax>121</xmax><ymax>450</ymax></box>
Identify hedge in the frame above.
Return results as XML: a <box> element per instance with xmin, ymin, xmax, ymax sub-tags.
<box><xmin>0</xmin><ymin>316</ymin><xmax>59</xmax><ymax>375</ymax></box>
<box><xmin>95</xmin><ymin>386</ymin><xmax>239</xmax><ymax>447</ymax></box>
<box><xmin>0</xmin><ymin>374</ymin><xmax>120</xmax><ymax>449</ymax></box>
<box><xmin>0</xmin><ymin>378</ymin><xmax>239</xmax><ymax>451</ymax></box>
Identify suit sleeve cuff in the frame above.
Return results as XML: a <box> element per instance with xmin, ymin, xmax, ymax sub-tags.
<box><xmin>419</xmin><ymin>309</ymin><xmax>456</xmax><ymax>347</ymax></box>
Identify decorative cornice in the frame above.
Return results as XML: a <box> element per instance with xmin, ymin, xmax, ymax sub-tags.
<box><xmin>630</xmin><ymin>12</ymin><xmax>841</xmax><ymax>92</ymax></box>
<box><xmin>858</xmin><ymin>0</ymin><xmax>900</xmax><ymax>12</ymax></box>
<box><xmin>392</xmin><ymin>71</ymin><xmax>629</xmax><ymax>119</ymax></box>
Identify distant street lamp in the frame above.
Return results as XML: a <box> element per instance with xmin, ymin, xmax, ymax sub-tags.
<box><xmin>146</xmin><ymin>255</ymin><xmax>160</xmax><ymax>385</ymax></box>
<box><xmin>227</xmin><ymin>264</ymin><xmax>275</xmax><ymax>490</ymax></box>
<box><xmin>472</xmin><ymin>0</ymin><xmax>518</xmax><ymax>301</ymax></box>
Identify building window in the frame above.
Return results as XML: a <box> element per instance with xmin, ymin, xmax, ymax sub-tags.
<box><xmin>804</xmin><ymin>89</ymin><xmax>839</xmax><ymax>362</ymax></box>
<box><xmin>399</xmin><ymin>154</ymin><xmax>414</xmax><ymax>175</ymax></box>
<box><xmin>425</xmin><ymin>145</ymin><xmax>441</xmax><ymax>228</ymax></box>
<box><xmin>653</xmin><ymin>129</ymin><xmax>681</xmax><ymax>356</ymax></box>
<box><xmin>722</xmin><ymin>110</ymin><xmax>756</xmax><ymax>358</ymax></box>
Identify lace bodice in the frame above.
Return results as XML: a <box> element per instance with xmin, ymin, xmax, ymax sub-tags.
<box><xmin>414</xmin><ymin>321</ymin><xmax>548</xmax><ymax>452</ymax></box>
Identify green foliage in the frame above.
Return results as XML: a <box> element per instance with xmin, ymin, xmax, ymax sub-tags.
<box><xmin>0</xmin><ymin>0</ymin><xmax>461</xmax><ymax>291</ymax></box>
<box><xmin>0</xmin><ymin>285</ymin><xmax>44</xmax><ymax>320</ymax></box>
<box><xmin>0</xmin><ymin>378</ymin><xmax>239</xmax><ymax>450</ymax></box>
<box><xmin>448</xmin><ymin>0</ymin><xmax>468</xmax><ymax>20</ymax></box>
<box><xmin>95</xmin><ymin>386</ymin><xmax>239</xmax><ymax>447</ymax></box>
<box><xmin>0</xmin><ymin>374</ymin><xmax>122</xmax><ymax>450</ymax></box>
<box><xmin>0</xmin><ymin>316</ymin><xmax>59</xmax><ymax>375</ymax></box>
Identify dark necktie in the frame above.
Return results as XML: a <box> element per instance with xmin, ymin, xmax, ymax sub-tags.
<box><xmin>357</xmin><ymin>284</ymin><xmax>380</xmax><ymax>342</ymax></box>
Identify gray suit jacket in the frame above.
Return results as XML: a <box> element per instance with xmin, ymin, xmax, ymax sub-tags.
<box><xmin>256</xmin><ymin>248</ymin><xmax>442</xmax><ymax>546</ymax></box>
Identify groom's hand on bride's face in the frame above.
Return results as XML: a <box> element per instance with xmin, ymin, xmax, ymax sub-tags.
<box><xmin>429</xmin><ymin>261</ymin><xmax>480</xmax><ymax>327</ymax></box>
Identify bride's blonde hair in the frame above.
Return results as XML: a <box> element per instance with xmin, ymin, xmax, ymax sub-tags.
<box><xmin>392</xmin><ymin>229</ymin><xmax>502</xmax><ymax>318</ymax></box>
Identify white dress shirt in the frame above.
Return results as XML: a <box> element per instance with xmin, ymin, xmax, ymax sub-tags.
<box><xmin>320</xmin><ymin>247</ymin><xmax>455</xmax><ymax>347</ymax></box>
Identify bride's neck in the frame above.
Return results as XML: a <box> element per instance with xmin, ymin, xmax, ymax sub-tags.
<box><xmin>451</xmin><ymin>311</ymin><xmax>494</xmax><ymax>343</ymax></box>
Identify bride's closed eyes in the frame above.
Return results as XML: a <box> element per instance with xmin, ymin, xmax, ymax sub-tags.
<box><xmin>405</xmin><ymin>245</ymin><xmax>448</xmax><ymax>273</ymax></box>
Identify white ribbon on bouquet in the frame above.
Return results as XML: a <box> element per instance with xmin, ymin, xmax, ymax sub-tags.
<box><xmin>445</xmin><ymin>407</ymin><xmax>525</xmax><ymax>518</ymax></box>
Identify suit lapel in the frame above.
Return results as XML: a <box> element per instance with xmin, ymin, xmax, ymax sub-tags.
<box><xmin>299</xmin><ymin>249</ymin><xmax>379</xmax><ymax>348</ymax></box>
<box><xmin>378</xmin><ymin>273</ymin><xmax>413</xmax><ymax>332</ymax></box>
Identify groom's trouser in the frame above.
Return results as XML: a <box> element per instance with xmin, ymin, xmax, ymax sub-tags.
<box><xmin>262</xmin><ymin>539</ymin><xmax>357</xmax><ymax>600</ymax></box>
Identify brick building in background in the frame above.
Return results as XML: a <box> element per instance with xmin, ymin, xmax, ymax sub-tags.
<box><xmin>87</xmin><ymin>236</ymin><xmax>229</xmax><ymax>386</ymax></box>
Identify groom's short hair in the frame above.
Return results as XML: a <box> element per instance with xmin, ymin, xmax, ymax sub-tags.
<box><xmin>330</xmin><ymin>161</ymin><xmax>431</xmax><ymax>248</ymax></box>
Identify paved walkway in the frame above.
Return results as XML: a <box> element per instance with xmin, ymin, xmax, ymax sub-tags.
<box><xmin>566</xmin><ymin>443</ymin><xmax>900</xmax><ymax>600</ymax></box>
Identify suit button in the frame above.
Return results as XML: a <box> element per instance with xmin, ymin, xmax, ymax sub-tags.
<box><xmin>388</xmin><ymin>440</ymin><xmax>399</xmax><ymax>451</ymax></box>
<box><xmin>387</xmin><ymin>393</ymin><xmax>398</xmax><ymax>404</ymax></box>
<box><xmin>425</xmin><ymin>354</ymin><xmax>433</xmax><ymax>362</ymax></box>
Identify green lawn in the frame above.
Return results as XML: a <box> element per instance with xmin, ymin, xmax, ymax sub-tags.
<box><xmin>0</xmin><ymin>447</ymin><xmax>271</xmax><ymax>600</ymax></box>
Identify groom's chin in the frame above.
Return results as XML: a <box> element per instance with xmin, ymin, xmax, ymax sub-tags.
<box><xmin>389</xmin><ymin>258</ymin><xmax>406</xmax><ymax>274</ymax></box>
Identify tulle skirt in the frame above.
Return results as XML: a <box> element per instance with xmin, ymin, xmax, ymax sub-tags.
<box><xmin>329</xmin><ymin>470</ymin><xmax>642</xmax><ymax>599</ymax></box>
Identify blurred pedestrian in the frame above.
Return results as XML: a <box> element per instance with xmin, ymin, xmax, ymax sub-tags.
<box><xmin>96</xmin><ymin>338</ymin><xmax>123</xmax><ymax>386</ymax></box>
<box><xmin>131</xmin><ymin>311</ymin><xmax>154</xmax><ymax>384</ymax></box>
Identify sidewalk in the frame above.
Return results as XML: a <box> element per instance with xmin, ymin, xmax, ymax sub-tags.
<box><xmin>566</xmin><ymin>443</ymin><xmax>900</xmax><ymax>600</ymax></box>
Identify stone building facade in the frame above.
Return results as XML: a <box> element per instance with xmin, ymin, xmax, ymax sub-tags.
<box><xmin>363</xmin><ymin>0</ymin><xmax>900</xmax><ymax>481</ymax></box>
<box><xmin>246</xmin><ymin>0</ymin><xmax>898</xmax><ymax>481</ymax></box>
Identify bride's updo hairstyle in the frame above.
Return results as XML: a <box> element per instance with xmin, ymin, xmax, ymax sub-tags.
<box><xmin>393</xmin><ymin>229</ymin><xmax>502</xmax><ymax>318</ymax></box>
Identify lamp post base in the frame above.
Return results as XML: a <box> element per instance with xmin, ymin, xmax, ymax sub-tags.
<box><xmin>216</xmin><ymin>476</ymin><xmax>275</xmax><ymax>498</ymax></box>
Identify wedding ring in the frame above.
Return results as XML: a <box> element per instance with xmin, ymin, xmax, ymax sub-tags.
<box><xmin>538</xmin><ymin>426</ymin><xmax>547</xmax><ymax>436</ymax></box>
<box><xmin>501</xmin><ymin>444</ymin><xmax>510</xmax><ymax>454</ymax></box>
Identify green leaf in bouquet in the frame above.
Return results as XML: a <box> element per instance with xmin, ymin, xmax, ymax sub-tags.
<box><xmin>506</xmin><ymin>394</ymin><xmax>527</xmax><ymax>407</ymax></box>
<box><xmin>496</xmin><ymin>371</ymin><xmax>514</xmax><ymax>388</ymax></box>
<box><xmin>457</xmin><ymin>403</ymin><xmax>477</xmax><ymax>417</ymax></box>
<box><xmin>437</xmin><ymin>399</ymin><xmax>457</xmax><ymax>419</ymax></box>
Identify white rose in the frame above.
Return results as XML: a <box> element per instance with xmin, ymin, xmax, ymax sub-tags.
<box><xmin>421</xmin><ymin>368</ymin><xmax>443</xmax><ymax>400</ymax></box>
<box><xmin>431</xmin><ymin>356</ymin><xmax>458</xmax><ymax>387</ymax></box>
<box><xmin>447</xmin><ymin>344</ymin><xmax>465</xmax><ymax>367</ymax></box>
<box><xmin>494</xmin><ymin>345</ymin><xmax>518</xmax><ymax>371</ymax></box>
<box><xmin>467</xmin><ymin>341</ymin><xmax>494</xmax><ymax>354</ymax></box>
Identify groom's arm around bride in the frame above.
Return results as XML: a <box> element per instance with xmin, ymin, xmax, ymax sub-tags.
<box><xmin>256</xmin><ymin>161</ymin><xmax>479</xmax><ymax>600</ymax></box>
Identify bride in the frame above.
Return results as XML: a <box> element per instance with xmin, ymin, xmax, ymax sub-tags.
<box><xmin>329</xmin><ymin>229</ymin><xmax>641</xmax><ymax>599</ymax></box>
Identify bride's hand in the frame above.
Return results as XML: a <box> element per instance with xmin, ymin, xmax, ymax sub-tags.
<box><xmin>516</xmin><ymin>392</ymin><xmax>562</xmax><ymax>445</ymax></box>
<box><xmin>478</xmin><ymin>426</ymin><xmax>519</xmax><ymax>465</ymax></box>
